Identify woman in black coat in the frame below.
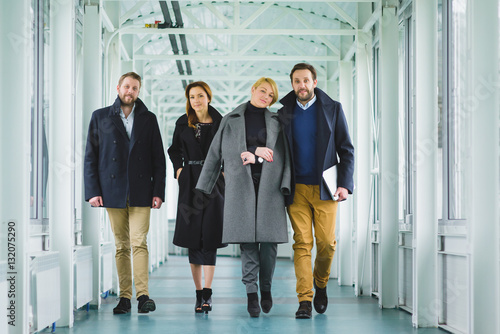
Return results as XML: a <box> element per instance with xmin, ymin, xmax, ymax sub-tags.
<box><xmin>167</xmin><ymin>81</ymin><xmax>225</xmax><ymax>314</ymax></box>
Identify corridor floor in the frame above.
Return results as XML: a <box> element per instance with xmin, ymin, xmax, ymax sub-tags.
<box><xmin>45</xmin><ymin>256</ymin><xmax>446</xmax><ymax>334</ymax></box>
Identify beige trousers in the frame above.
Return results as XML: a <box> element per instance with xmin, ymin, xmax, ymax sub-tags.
<box><xmin>106</xmin><ymin>204</ymin><xmax>151</xmax><ymax>299</ymax></box>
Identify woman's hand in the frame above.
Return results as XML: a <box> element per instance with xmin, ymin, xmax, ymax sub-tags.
<box><xmin>176</xmin><ymin>168</ymin><xmax>183</xmax><ymax>179</ymax></box>
<box><xmin>241</xmin><ymin>151</ymin><xmax>256</xmax><ymax>165</ymax></box>
<box><xmin>255</xmin><ymin>147</ymin><xmax>273</xmax><ymax>162</ymax></box>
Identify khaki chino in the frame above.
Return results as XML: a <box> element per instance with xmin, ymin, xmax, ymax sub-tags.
<box><xmin>107</xmin><ymin>204</ymin><xmax>151</xmax><ymax>299</ymax></box>
<box><xmin>288</xmin><ymin>184</ymin><xmax>338</xmax><ymax>302</ymax></box>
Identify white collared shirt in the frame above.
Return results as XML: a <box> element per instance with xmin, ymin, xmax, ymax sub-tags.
<box><xmin>296</xmin><ymin>95</ymin><xmax>317</xmax><ymax>110</ymax></box>
<box><xmin>120</xmin><ymin>104</ymin><xmax>135</xmax><ymax>139</ymax></box>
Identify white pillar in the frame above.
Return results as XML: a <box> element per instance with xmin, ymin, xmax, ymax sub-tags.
<box><xmin>354</xmin><ymin>31</ymin><xmax>372</xmax><ymax>296</ymax></box>
<box><xmin>413</xmin><ymin>0</ymin><xmax>438</xmax><ymax>326</ymax></box>
<box><xmin>378</xmin><ymin>4</ymin><xmax>399</xmax><ymax>309</ymax></box>
<box><xmin>470</xmin><ymin>0</ymin><xmax>499</xmax><ymax>332</ymax></box>
<box><xmin>81</xmin><ymin>4</ymin><xmax>103</xmax><ymax>308</ymax></box>
<box><xmin>338</xmin><ymin>60</ymin><xmax>354</xmax><ymax>286</ymax></box>
<box><xmin>0</xmin><ymin>1</ymin><xmax>31</xmax><ymax>332</ymax></box>
<box><xmin>49</xmin><ymin>0</ymin><xmax>76</xmax><ymax>326</ymax></box>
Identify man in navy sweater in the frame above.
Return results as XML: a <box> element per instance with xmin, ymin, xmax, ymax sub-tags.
<box><xmin>278</xmin><ymin>63</ymin><xmax>355</xmax><ymax>319</ymax></box>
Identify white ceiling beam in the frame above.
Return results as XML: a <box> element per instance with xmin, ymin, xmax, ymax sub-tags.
<box><xmin>203</xmin><ymin>1</ymin><xmax>235</xmax><ymax>29</ymax></box>
<box><xmin>362</xmin><ymin>6</ymin><xmax>382</xmax><ymax>33</ymax></box>
<box><xmin>238</xmin><ymin>11</ymin><xmax>287</xmax><ymax>55</ymax></box>
<box><xmin>101</xmin><ymin>7</ymin><xmax>116</xmax><ymax>32</ymax></box>
<box><xmin>343</xmin><ymin>40</ymin><xmax>357</xmax><ymax>61</ymax></box>
<box><xmin>120</xmin><ymin>2</ymin><xmax>145</xmax><ymax>26</ymax></box>
<box><xmin>102</xmin><ymin>0</ymin><xmax>375</xmax><ymax>3</ymax></box>
<box><xmin>181</xmin><ymin>10</ymin><xmax>233</xmax><ymax>53</ymax></box>
<box><xmin>291</xmin><ymin>11</ymin><xmax>340</xmax><ymax>56</ymax></box>
<box><xmin>120</xmin><ymin>40</ymin><xmax>131</xmax><ymax>61</ymax></box>
<box><xmin>135</xmin><ymin>54</ymin><xmax>340</xmax><ymax>61</ymax></box>
<box><xmin>134</xmin><ymin>35</ymin><xmax>152</xmax><ymax>53</ymax></box>
<box><xmin>122</xmin><ymin>27</ymin><xmax>357</xmax><ymax>36</ymax></box>
<box><xmin>239</xmin><ymin>2</ymin><xmax>274</xmax><ymax>29</ymax></box>
<box><xmin>327</xmin><ymin>2</ymin><xmax>358</xmax><ymax>29</ymax></box>
<box><xmin>284</xmin><ymin>37</ymin><xmax>310</xmax><ymax>58</ymax></box>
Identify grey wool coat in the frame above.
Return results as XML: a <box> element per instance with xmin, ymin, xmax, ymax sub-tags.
<box><xmin>196</xmin><ymin>103</ymin><xmax>291</xmax><ymax>244</ymax></box>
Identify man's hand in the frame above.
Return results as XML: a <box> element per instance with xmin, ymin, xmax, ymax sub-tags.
<box><xmin>89</xmin><ymin>196</ymin><xmax>103</xmax><ymax>207</ymax></box>
<box><xmin>176</xmin><ymin>168</ymin><xmax>183</xmax><ymax>179</ymax></box>
<box><xmin>334</xmin><ymin>187</ymin><xmax>348</xmax><ymax>202</ymax></box>
<box><xmin>152</xmin><ymin>196</ymin><xmax>163</xmax><ymax>209</ymax></box>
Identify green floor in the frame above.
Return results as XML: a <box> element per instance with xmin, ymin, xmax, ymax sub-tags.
<box><xmin>45</xmin><ymin>256</ymin><xmax>446</xmax><ymax>334</ymax></box>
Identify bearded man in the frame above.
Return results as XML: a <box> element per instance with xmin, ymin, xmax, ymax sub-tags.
<box><xmin>84</xmin><ymin>72</ymin><xmax>166</xmax><ymax>314</ymax></box>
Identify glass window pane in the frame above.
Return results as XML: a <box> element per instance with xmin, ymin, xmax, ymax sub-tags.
<box><xmin>437</xmin><ymin>0</ymin><xmax>443</xmax><ymax>220</ymax></box>
<box><xmin>448</xmin><ymin>0</ymin><xmax>468</xmax><ymax>220</ymax></box>
<box><xmin>398</xmin><ymin>24</ymin><xmax>405</xmax><ymax>221</ymax></box>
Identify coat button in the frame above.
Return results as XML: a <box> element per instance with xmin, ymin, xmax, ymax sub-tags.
<box><xmin>112</xmin><ymin>158</ymin><xmax>117</xmax><ymax>161</ymax></box>
<box><xmin>111</xmin><ymin>174</ymin><xmax>115</xmax><ymax>179</ymax></box>
<box><xmin>113</xmin><ymin>140</ymin><xmax>117</xmax><ymax>144</ymax></box>
<box><xmin>138</xmin><ymin>157</ymin><xmax>142</xmax><ymax>161</ymax></box>
<box><xmin>139</xmin><ymin>174</ymin><xmax>143</xmax><ymax>178</ymax></box>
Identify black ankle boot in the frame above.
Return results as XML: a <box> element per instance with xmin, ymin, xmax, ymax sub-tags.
<box><xmin>247</xmin><ymin>292</ymin><xmax>261</xmax><ymax>317</ymax></box>
<box><xmin>202</xmin><ymin>288</ymin><xmax>212</xmax><ymax>313</ymax></box>
<box><xmin>195</xmin><ymin>290</ymin><xmax>203</xmax><ymax>313</ymax></box>
<box><xmin>260</xmin><ymin>290</ymin><xmax>273</xmax><ymax>313</ymax></box>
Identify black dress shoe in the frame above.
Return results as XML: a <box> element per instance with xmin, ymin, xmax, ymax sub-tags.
<box><xmin>137</xmin><ymin>295</ymin><xmax>156</xmax><ymax>314</ymax></box>
<box><xmin>295</xmin><ymin>301</ymin><xmax>312</xmax><ymax>319</ymax></box>
<box><xmin>195</xmin><ymin>290</ymin><xmax>203</xmax><ymax>313</ymax></box>
<box><xmin>260</xmin><ymin>290</ymin><xmax>273</xmax><ymax>313</ymax></box>
<box><xmin>202</xmin><ymin>288</ymin><xmax>213</xmax><ymax>313</ymax></box>
<box><xmin>313</xmin><ymin>279</ymin><xmax>328</xmax><ymax>314</ymax></box>
<box><xmin>113</xmin><ymin>297</ymin><xmax>131</xmax><ymax>314</ymax></box>
<box><xmin>247</xmin><ymin>292</ymin><xmax>261</xmax><ymax>317</ymax></box>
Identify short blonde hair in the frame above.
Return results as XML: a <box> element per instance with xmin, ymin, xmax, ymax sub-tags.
<box><xmin>252</xmin><ymin>77</ymin><xmax>279</xmax><ymax>106</ymax></box>
<box><xmin>118</xmin><ymin>72</ymin><xmax>142</xmax><ymax>88</ymax></box>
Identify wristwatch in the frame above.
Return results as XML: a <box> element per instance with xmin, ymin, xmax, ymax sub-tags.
<box><xmin>257</xmin><ymin>157</ymin><xmax>264</xmax><ymax>164</ymax></box>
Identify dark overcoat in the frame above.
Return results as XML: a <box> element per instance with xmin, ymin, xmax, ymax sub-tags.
<box><xmin>84</xmin><ymin>96</ymin><xmax>166</xmax><ymax>208</ymax></box>
<box><xmin>167</xmin><ymin>106</ymin><xmax>225</xmax><ymax>250</ymax></box>
<box><xmin>196</xmin><ymin>103</ymin><xmax>291</xmax><ymax>244</ymax></box>
<box><xmin>278</xmin><ymin>88</ymin><xmax>355</xmax><ymax>206</ymax></box>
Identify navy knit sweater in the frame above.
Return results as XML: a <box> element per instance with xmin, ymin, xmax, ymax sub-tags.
<box><xmin>292</xmin><ymin>101</ymin><xmax>319</xmax><ymax>184</ymax></box>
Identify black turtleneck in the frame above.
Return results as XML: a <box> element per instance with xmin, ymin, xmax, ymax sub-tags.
<box><xmin>244</xmin><ymin>102</ymin><xmax>267</xmax><ymax>174</ymax></box>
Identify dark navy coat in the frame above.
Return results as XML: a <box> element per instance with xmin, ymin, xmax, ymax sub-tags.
<box><xmin>167</xmin><ymin>106</ymin><xmax>225</xmax><ymax>250</ymax></box>
<box><xmin>84</xmin><ymin>96</ymin><xmax>166</xmax><ymax>208</ymax></box>
<box><xmin>278</xmin><ymin>88</ymin><xmax>355</xmax><ymax>205</ymax></box>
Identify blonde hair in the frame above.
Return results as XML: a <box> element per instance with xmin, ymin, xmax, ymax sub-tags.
<box><xmin>252</xmin><ymin>77</ymin><xmax>279</xmax><ymax>106</ymax></box>
<box><xmin>185</xmin><ymin>81</ymin><xmax>213</xmax><ymax>129</ymax></box>
<box><xmin>118</xmin><ymin>72</ymin><xmax>142</xmax><ymax>88</ymax></box>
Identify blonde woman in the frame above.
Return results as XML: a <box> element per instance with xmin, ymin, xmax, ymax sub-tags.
<box><xmin>197</xmin><ymin>77</ymin><xmax>291</xmax><ymax>317</ymax></box>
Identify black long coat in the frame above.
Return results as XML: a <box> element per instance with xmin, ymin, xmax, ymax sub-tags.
<box><xmin>167</xmin><ymin>106</ymin><xmax>225</xmax><ymax>250</ymax></box>
<box><xmin>84</xmin><ymin>96</ymin><xmax>166</xmax><ymax>208</ymax></box>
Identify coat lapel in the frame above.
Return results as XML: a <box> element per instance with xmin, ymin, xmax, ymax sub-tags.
<box><xmin>108</xmin><ymin>101</ymin><xmax>130</xmax><ymax>142</ymax></box>
<box><xmin>264</xmin><ymin>111</ymin><xmax>280</xmax><ymax>151</ymax></box>
<box><xmin>316</xmin><ymin>92</ymin><xmax>333</xmax><ymax>171</ymax></box>
<box><xmin>227</xmin><ymin>103</ymin><xmax>248</xmax><ymax>154</ymax></box>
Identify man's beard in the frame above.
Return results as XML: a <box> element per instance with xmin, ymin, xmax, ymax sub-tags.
<box><xmin>295</xmin><ymin>88</ymin><xmax>313</xmax><ymax>102</ymax></box>
<box><xmin>119</xmin><ymin>93</ymin><xmax>137</xmax><ymax>107</ymax></box>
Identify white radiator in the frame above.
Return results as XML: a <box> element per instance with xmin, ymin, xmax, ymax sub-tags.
<box><xmin>0</xmin><ymin>261</ymin><xmax>7</xmax><ymax>334</ymax></box>
<box><xmin>73</xmin><ymin>246</ymin><xmax>93</xmax><ymax>309</ymax></box>
<box><xmin>30</xmin><ymin>251</ymin><xmax>60</xmax><ymax>332</ymax></box>
<box><xmin>100</xmin><ymin>242</ymin><xmax>113</xmax><ymax>293</ymax></box>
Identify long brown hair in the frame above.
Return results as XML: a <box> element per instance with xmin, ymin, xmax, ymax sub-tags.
<box><xmin>185</xmin><ymin>81</ymin><xmax>212</xmax><ymax>129</ymax></box>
